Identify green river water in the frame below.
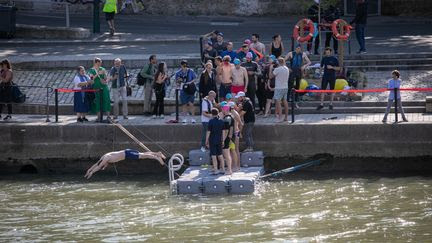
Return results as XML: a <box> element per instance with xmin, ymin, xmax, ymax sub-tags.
<box><xmin>0</xmin><ymin>174</ymin><xmax>431</xmax><ymax>242</ymax></box>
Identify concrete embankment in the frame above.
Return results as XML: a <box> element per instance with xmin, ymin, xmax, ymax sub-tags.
<box><xmin>1</xmin><ymin>121</ymin><xmax>432</xmax><ymax>175</ymax></box>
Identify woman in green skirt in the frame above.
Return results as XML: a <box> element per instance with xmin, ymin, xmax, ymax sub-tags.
<box><xmin>88</xmin><ymin>58</ymin><xmax>111</xmax><ymax>118</ymax></box>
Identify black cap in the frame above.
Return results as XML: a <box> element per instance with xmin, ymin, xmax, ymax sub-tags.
<box><xmin>180</xmin><ymin>60</ymin><xmax>188</xmax><ymax>66</ymax></box>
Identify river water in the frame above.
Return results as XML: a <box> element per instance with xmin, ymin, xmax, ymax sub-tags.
<box><xmin>0</xmin><ymin>174</ymin><xmax>431</xmax><ymax>242</ymax></box>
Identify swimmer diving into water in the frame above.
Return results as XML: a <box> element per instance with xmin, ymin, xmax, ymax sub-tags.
<box><xmin>84</xmin><ymin>149</ymin><xmax>166</xmax><ymax>179</ymax></box>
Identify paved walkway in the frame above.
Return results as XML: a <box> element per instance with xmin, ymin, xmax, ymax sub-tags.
<box><xmin>3</xmin><ymin>113</ymin><xmax>431</xmax><ymax>126</ymax></box>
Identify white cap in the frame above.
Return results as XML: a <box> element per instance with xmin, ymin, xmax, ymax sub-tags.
<box><xmin>235</xmin><ymin>91</ymin><xmax>246</xmax><ymax>99</ymax></box>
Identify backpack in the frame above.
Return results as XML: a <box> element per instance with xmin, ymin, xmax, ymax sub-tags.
<box><xmin>137</xmin><ymin>64</ymin><xmax>152</xmax><ymax>86</ymax></box>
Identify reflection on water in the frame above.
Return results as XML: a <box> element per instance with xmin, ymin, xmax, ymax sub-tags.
<box><xmin>0</xmin><ymin>174</ymin><xmax>431</xmax><ymax>242</ymax></box>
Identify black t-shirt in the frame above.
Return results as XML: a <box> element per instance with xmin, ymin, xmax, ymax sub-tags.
<box><xmin>242</xmin><ymin>98</ymin><xmax>255</xmax><ymax>123</ymax></box>
<box><xmin>321</xmin><ymin>56</ymin><xmax>339</xmax><ymax>79</ymax></box>
<box><xmin>241</xmin><ymin>61</ymin><xmax>259</xmax><ymax>87</ymax></box>
<box><xmin>223</xmin><ymin>114</ymin><xmax>234</xmax><ymax>139</ymax></box>
<box><xmin>208</xmin><ymin>117</ymin><xmax>224</xmax><ymax>145</ymax></box>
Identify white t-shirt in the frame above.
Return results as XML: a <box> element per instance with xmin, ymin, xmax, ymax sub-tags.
<box><xmin>273</xmin><ymin>66</ymin><xmax>289</xmax><ymax>89</ymax></box>
<box><xmin>73</xmin><ymin>75</ymin><xmax>88</xmax><ymax>90</ymax></box>
<box><xmin>201</xmin><ymin>98</ymin><xmax>213</xmax><ymax>123</ymax></box>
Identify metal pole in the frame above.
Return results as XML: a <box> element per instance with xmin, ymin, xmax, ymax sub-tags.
<box><xmin>93</xmin><ymin>0</ymin><xmax>100</xmax><ymax>33</ymax></box>
<box><xmin>175</xmin><ymin>88</ymin><xmax>179</xmax><ymax>122</ymax></box>
<box><xmin>55</xmin><ymin>89</ymin><xmax>59</xmax><ymax>123</ymax></box>
<box><xmin>65</xmin><ymin>3</ymin><xmax>70</xmax><ymax>28</ymax></box>
<box><xmin>99</xmin><ymin>88</ymin><xmax>103</xmax><ymax>122</ymax></box>
<box><xmin>394</xmin><ymin>88</ymin><xmax>398</xmax><ymax>123</ymax></box>
<box><xmin>291</xmin><ymin>88</ymin><xmax>296</xmax><ymax>123</ymax></box>
<box><xmin>318</xmin><ymin>1</ymin><xmax>322</xmax><ymax>61</ymax></box>
<box><xmin>45</xmin><ymin>87</ymin><xmax>50</xmax><ymax>122</ymax></box>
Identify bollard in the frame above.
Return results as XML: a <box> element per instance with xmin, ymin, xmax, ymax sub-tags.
<box><xmin>99</xmin><ymin>88</ymin><xmax>103</xmax><ymax>122</ymax></box>
<box><xmin>394</xmin><ymin>88</ymin><xmax>398</xmax><ymax>123</ymax></box>
<box><xmin>55</xmin><ymin>89</ymin><xmax>59</xmax><ymax>123</ymax></box>
<box><xmin>291</xmin><ymin>88</ymin><xmax>296</xmax><ymax>123</ymax></box>
<box><xmin>175</xmin><ymin>88</ymin><xmax>180</xmax><ymax>122</ymax></box>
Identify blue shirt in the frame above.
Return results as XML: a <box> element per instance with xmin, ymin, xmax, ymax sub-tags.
<box><xmin>221</xmin><ymin>50</ymin><xmax>237</xmax><ymax>63</ymax></box>
<box><xmin>208</xmin><ymin>117</ymin><xmax>224</xmax><ymax>145</ymax></box>
<box><xmin>321</xmin><ymin>56</ymin><xmax>339</xmax><ymax>79</ymax></box>
<box><xmin>388</xmin><ymin>78</ymin><xmax>401</xmax><ymax>100</ymax></box>
<box><xmin>175</xmin><ymin>68</ymin><xmax>197</xmax><ymax>84</ymax></box>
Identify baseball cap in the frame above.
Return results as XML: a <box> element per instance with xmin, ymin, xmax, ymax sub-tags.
<box><xmin>222</xmin><ymin>105</ymin><xmax>230</xmax><ymax>111</ymax></box>
<box><xmin>225</xmin><ymin>93</ymin><xmax>233</xmax><ymax>100</ymax></box>
<box><xmin>217</xmin><ymin>32</ymin><xmax>224</xmax><ymax>37</ymax></box>
<box><xmin>244</xmin><ymin>39</ymin><xmax>251</xmax><ymax>45</ymax></box>
<box><xmin>207</xmin><ymin>40</ymin><xmax>213</xmax><ymax>46</ymax></box>
<box><xmin>180</xmin><ymin>60</ymin><xmax>188</xmax><ymax>66</ymax></box>
<box><xmin>233</xmin><ymin>58</ymin><xmax>241</xmax><ymax>65</ymax></box>
<box><xmin>235</xmin><ymin>91</ymin><xmax>245</xmax><ymax>98</ymax></box>
<box><xmin>269</xmin><ymin>55</ymin><xmax>277</xmax><ymax>61</ymax></box>
<box><xmin>246</xmin><ymin>52</ymin><xmax>253</xmax><ymax>59</ymax></box>
<box><xmin>228</xmin><ymin>101</ymin><xmax>236</xmax><ymax>108</ymax></box>
<box><xmin>220</xmin><ymin>101</ymin><xmax>228</xmax><ymax>107</ymax></box>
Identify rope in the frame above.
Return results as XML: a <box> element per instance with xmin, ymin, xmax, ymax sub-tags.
<box><xmin>108</xmin><ymin>118</ymin><xmax>153</xmax><ymax>153</ymax></box>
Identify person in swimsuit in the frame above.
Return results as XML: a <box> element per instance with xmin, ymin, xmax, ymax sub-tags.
<box><xmin>84</xmin><ymin>149</ymin><xmax>166</xmax><ymax>179</ymax></box>
<box><xmin>228</xmin><ymin>101</ymin><xmax>242</xmax><ymax>172</ymax></box>
<box><xmin>221</xmin><ymin>104</ymin><xmax>234</xmax><ymax>175</ymax></box>
<box><xmin>269</xmin><ymin>34</ymin><xmax>284</xmax><ymax>58</ymax></box>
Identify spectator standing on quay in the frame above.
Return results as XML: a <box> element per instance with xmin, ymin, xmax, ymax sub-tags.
<box><xmin>109</xmin><ymin>58</ymin><xmax>129</xmax><ymax>119</ymax></box>
<box><xmin>285</xmin><ymin>45</ymin><xmax>311</xmax><ymax>106</ymax></box>
<box><xmin>221</xmin><ymin>42</ymin><xmax>237</xmax><ymax>63</ymax></box>
<box><xmin>237</xmin><ymin>44</ymin><xmax>258</xmax><ymax>62</ymax></box>
<box><xmin>231</xmin><ymin>58</ymin><xmax>249</xmax><ymax>96</ymax></box>
<box><xmin>272</xmin><ymin>57</ymin><xmax>290</xmax><ymax>122</ymax></box>
<box><xmin>264</xmin><ymin>56</ymin><xmax>277</xmax><ymax>118</ymax></box>
<box><xmin>236</xmin><ymin>91</ymin><xmax>255</xmax><ymax>152</ymax></box>
<box><xmin>152</xmin><ymin>62</ymin><xmax>168</xmax><ymax>119</ymax></box>
<box><xmin>103</xmin><ymin>0</ymin><xmax>117</xmax><ymax>36</ymax></box>
<box><xmin>0</xmin><ymin>59</ymin><xmax>13</xmax><ymax>120</ymax></box>
<box><xmin>206</xmin><ymin>108</ymin><xmax>226</xmax><ymax>175</ymax></box>
<box><xmin>176</xmin><ymin>60</ymin><xmax>198</xmax><ymax>124</ymax></box>
<box><xmin>317</xmin><ymin>47</ymin><xmax>340</xmax><ymax>110</ymax></box>
<box><xmin>213</xmin><ymin>32</ymin><xmax>228</xmax><ymax>56</ymax></box>
<box><xmin>203</xmin><ymin>40</ymin><xmax>218</xmax><ymax>66</ymax></box>
<box><xmin>88</xmin><ymin>58</ymin><xmax>111</xmax><ymax>119</ymax></box>
<box><xmin>219</xmin><ymin>56</ymin><xmax>234</xmax><ymax>101</ymax></box>
<box><xmin>250</xmin><ymin>34</ymin><xmax>266</xmax><ymax>56</ymax></box>
<box><xmin>203</xmin><ymin>30</ymin><xmax>220</xmax><ymax>45</ymax></box>
<box><xmin>350</xmin><ymin>0</ymin><xmax>368</xmax><ymax>54</ymax></box>
<box><xmin>324</xmin><ymin>4</ymin><xmax>341</xmax><ymax>54</ymax></box>
<box><xmin>269</xmin><ymin>34</ymin><xmax>284</xmax><ymax>58</ymax></box>
<box><xmin>140</xmin><ymin>55</ymin><xmax>158</xmax><ymax>115</ymax></box>
<box><xmin>307</xmin><ymin>1</ymin><xmax>321</xmax><ymax>55</ymax></box>
<box><xmin>241</xmin><ymin>52</ymin><xmax>261</xmax><ymax>109</ymax></box>
<box><xmin>199</xmin><ymin>62</ymin><xmax>218</xmax><ymax>100</ymax></box>
<box><xmin>201</xmin><ymin>91</ymin><xmax>216</xmax><ymax>152</ymax></box>
<box><xmin>382</xmin><ymin>70</ymin><xmax>408</xmax><ymax>123</ymax></box>
<box><xmin>73</xmin><ymin>66</ymin><xmax>93</xmax><ymax>122</ymax></box>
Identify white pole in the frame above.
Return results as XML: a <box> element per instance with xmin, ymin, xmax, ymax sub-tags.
<box><xmin>65</xmin><ymin>3</ymin><xmax>70</xmax><ymax>28</ymax></box>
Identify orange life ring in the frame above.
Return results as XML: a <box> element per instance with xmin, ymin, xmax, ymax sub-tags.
<box><xmin>332</xmin><ymin>19</ymin><xmax>352</xmax><ymax>41</ymax></box>
<box><xmin>293</xmin><ymin>18</ymin><xmax>315</xmax><ymax>43</ymax></box>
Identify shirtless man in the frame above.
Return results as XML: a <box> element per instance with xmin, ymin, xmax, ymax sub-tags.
<box><xmin>84</xmin><ymin>149</ymin><xmax>166</xmax><ymax>179</ymax></box>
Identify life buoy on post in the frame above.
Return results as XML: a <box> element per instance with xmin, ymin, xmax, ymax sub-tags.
<box><xmin>293</xmin><ymin>18</ymin><xmax>315</xmax><ymax>43</ymax></box>
<box><xmin>332</xmin><ymin>19</ymin><xmax>352</xmax><ymax>41</ymax></box>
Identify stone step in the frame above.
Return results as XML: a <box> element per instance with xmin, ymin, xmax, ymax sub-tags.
<box><xmin>294</xmin><ymin>106</ymin><xmax>425</xmax><ymax>114</ymax></box>
<box><xmin>346</xmin><ymin>64</ymin><xmax>432</xmax><ymax>71</ymax></box>
<box><xmin>296</xmin><ymin>101</ymin><xmax>426</xmax><ymax>107</ymax></box>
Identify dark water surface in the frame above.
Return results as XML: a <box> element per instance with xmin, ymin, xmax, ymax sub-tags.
<box><xmin>0</xmin><ymin>174</ymin><xmax>431</xmax><ymax>242</ymax></box>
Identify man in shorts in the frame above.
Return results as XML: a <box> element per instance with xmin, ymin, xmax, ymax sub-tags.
<box><xmin>206</xmin><ymin>108</ymin><xmax>226</xmax><ymax>175</ymax></box>
<box><xmin>219</xmin><ymin>56</ymin><xmax>234</xmax><ymax>101</ymax></box>
<box><xmin>272</xmin><ymin>57</ymin><xmax>290</xmax><ymax>122</ymax></box>
<box><xmin>84</xmin><ymin>149</ymin><xmax>165</xmax><ymax>179</ymax></box>
<box><xmin>176</xmin><ymin>60</ymin><xmax>198</xmax><ymax>123</ymax></box>
<box><xmin>317</xmin><ymin>47</ymin><xmax>341</xmax><ymax>110</ymax></box>
<box><xmin>231</xmin><ymin>58</ymin><xmax>248</xmax><ymax>96</ymax></box>
<box><xmin>103</xmin><ymin>0</ymin><xmax>117</xmax><ymax>36</ymax></box>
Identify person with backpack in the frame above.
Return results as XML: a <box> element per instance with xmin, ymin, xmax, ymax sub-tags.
<box><xmin>285</xmin><ymin>44</ymin><xmax>311</xmax><ymax>106</ymax></box>
<box><xmin>175</xmin><ymin>60</ymin><xmax>198</xmax><ymax>124</ymax></box>
<box><xmin>138</xmin><ymin>55</ymin><xmax>158</xmax><ymax>115</ymax></box>
<box><xmin>200</xmin><ymin>91</ymin><xmax>216</xmax><ymax>152</ymax></box>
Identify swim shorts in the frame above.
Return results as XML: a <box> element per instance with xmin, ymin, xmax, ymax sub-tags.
<box><xmin>229</xmin><ymin>140</ymin><xmax>236</xmax><ymax>150</ymax></box>
<box><xmin>209</xmin><ymin>143</ymin><xmax>222</xmax><ymax>156</ymax></box>
<box><xmin>125</xmin><ymin>149</ymin><xmax>140</xmax><ymax>160</ymax></box>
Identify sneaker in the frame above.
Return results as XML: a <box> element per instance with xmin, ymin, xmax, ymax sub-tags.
<box><xmin>3</xmin><ymin>115</ymin><xmax>11</xmax><ymax>121</ymax></box>
<box><xmin>113</xmin><ymin>116</ymin><xmax>118</xmax><ymax>120</ymax></box>
<box><xmin>182</xmin><ymin>119</ymin><xmax>187</xmax><ymax>124</ymax></box>
<box><xmin>403</xmin><ymin>117</ymin><xmax>409</xmax><ymax>122</ymax></box>
<box><xmin>152</xmin><ymin>115</ymin><xmax>157</xmax><ymax>119</ymax></box>
<box><xmin>382</xmin><ymin>118</ymin><xmax>387</xmax><ymax>123</ymax></box>
<box><xmin>123</xmin><ymin>116</ymin><xmax>128</xmax><ymax>120</ymax></box>
<box><xmin>191</xmin><ymin>119</ymin><xmax>196</xmax><ymax>124</ymax></box>
<box><xmin>211</xmin><ymin>169</ymin><xmax>219</xmax><ymax>175</ymax></box>
<box><xmin>200</xmin><ymin>146</ymin><xmax>206</xmax><ymax>152</ymax></box>
<box><xmin>82</xmin><ymin>117</ymin><xmax>89</xmax><ymax>122</ymax></box>
<box><xmin>316</xmin><ymin>105</ymin><xmax>324</xmax><ymax>111</ymax></box>
<box><xmin>329</xmin><ymin>104</ymin><xmax>333</xmax><ymax>110</ymax></box>
<box><xmin>77</xmin><ymin>118</ymin><xmax>83</xmax><ymax>123</ymax></box>
<box><xmin>160</xmin><ymin>115</ymin><xmax>165</xmax><ymax>119</ymax></box>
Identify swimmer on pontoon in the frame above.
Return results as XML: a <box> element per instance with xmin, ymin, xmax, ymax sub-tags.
<box><xmin>84</xmin><ymin>149</ymin><xmax>166</xmax><ymax>179</ymax></box>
